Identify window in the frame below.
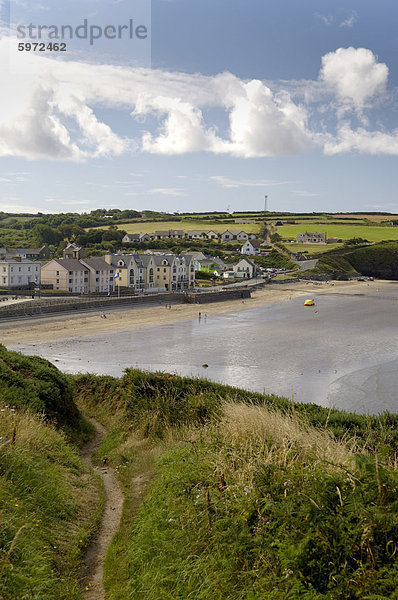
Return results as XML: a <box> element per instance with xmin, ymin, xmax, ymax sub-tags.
<box><xmin>56</xmin><ymin>271</ymin><xmax>59</xmax><ymax>276</ymax></box>
<box><xmin>56</xmin><ymin>279</ymin><xmax>59</xmax><ymax>284</ymax></box>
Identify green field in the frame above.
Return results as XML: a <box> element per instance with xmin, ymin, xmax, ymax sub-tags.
<box><xmin>278</xmin><ymin>223</ymin><xmax>398</xmax><ymax>242</ymax></box>
<box><xmin>286</xmin><ymin>242</ymin><xmax>343</xmax><ymax>254</ymax></box>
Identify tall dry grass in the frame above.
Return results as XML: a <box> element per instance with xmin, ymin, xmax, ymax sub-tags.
<box><xmin>213</xmin><ymin>402</ymin><xmax>362</xmax><ymax>487</ymax></box>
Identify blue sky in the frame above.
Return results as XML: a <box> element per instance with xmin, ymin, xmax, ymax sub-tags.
<box><xmin>1</xmin><ymin>0</ymin><xmax>398</xmax><ymax>214</ymax></box>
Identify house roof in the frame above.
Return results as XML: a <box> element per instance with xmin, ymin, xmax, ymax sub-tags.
<box><xmin>49</xmin><ymin>259</ymin><xmax>84</xmax><ymax>271</ymax></box>
<box><xmin>153</xmin><ymin>254</ymin><xmax>174</xmax><ymax>266</ymax></box>
<box><xmin>138</xmin><ymin>254</ymin><xmax>155</xmax><ymax>267</ymax></box>
<box><xmin>123</xmin><ymin>233</ymin><xmax>140</xmax><ymax>240</ymax></box>
<box><xmin>244</xmin><ymin>239</ymin><xmax>261</xmax><ymax>248</ymax></box>
<box><xmin>15</xmin><ymin>247</ymin><xmax>43</xmax><ymax>254</ymax></box>
<box><xmin>0</xmin><ymin>258</ymin><xmax>37</xmax><ymax>264</ymax></box>
<box><xmin>82</xmin><ymin>258</ymin><xmax>113</xmax><ymax>270</ymax></box>
<box><xmin>235</xmin><ymin>257</ymin><xmax>256</xmax><ymax>266</ymax></box>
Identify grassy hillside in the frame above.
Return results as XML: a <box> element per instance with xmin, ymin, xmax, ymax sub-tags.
<box><xmin>0</xmin><ymin>345</ymin><xmax>80</xmax><ymax>431</ymax></box>
<box><xmin>345</xmin><ymin>241</ymin><xmax>398</xmax><ymax>279</ymax></box>
<box><xmin>0</xmin><ymin>346</ymin><xmax>103</xmax><ymax>600</ymax></box>
<box><xmin>278</xmin><ymin>223</ymin><xmax>398</xmax><ymax>243</ymax></box>
<box><xmin>74</xmin><ymin>370</ymin><xmax>398</xmax><ymax>600</ymax></box>
<box><xmin>304</xmin><ymin>241</ymin><xmax>398</xmax><ymax>280</ymax></box>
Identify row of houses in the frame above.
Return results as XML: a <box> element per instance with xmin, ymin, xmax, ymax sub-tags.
<box><xmin>39</xmin><ymin>251</ymin><xmax>196</xmax><ymax>293</ymax></box>
<box><xmin>0</xmin><ymin>238</ymin><xmax>262</xmax><ymax>291</ymax></box>
<box><xmin>122</xmin><ymin>229</ymin><xmax>257</xmax><ymax>244</ymax></box>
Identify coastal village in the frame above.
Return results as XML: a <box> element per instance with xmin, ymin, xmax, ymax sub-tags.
<box><xmin>0</xmin><ymin>225</ymin><xmax>271</xmax><ymax>295</ymax></box>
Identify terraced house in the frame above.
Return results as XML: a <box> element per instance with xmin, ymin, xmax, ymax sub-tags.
<box><xmin>41</xmin><ymin>258</ymin><xmax>114</xmax><ymax>293</ymax></box>
<box><xmin>105</xmin><ymin>252</ymin><xmax>173</xmax><ymax>292</ymax></box>
<box><xmin>151</xmin><ymin>254</ymin><xmax>195</xmax><ymax>291</ymax></box>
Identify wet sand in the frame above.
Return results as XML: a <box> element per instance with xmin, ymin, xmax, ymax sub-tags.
<box><xmin>6</xmin><ymin>280</ymin><xmax>398</xmax><ymax>414</ymax></box>
<box><xmin>0</xmin><ymin>280</ymin><xmax>385</xmax><ymax>345</ymax></box>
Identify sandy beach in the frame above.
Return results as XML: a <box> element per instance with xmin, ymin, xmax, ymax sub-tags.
<box><xmin>0</xmin><ymin>279</ymin><xmax>391</xmax><ymax>346</ymax></box>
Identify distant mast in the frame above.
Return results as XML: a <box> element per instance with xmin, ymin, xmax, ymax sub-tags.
<box><xmin>264</xmin><ymin>195</ymin><xmax>268</xmax><ymax>213</ymax></box>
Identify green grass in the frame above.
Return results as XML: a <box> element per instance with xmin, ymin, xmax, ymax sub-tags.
<box><xmin>0</xmin><ymin>407</ymin><xmax>103</xmax><ymax>600</ymax></box>
<box><xmin>278</xmin><ymin>224</ymin><xmax>398</xmax><ymax>243</ymax></box>
<box><xmin>303</xmin><ymin>241</ymin><xmax>398</xmax><ymax>280</ymax></box>
<box><xmin>0</xmin><ymin>346</ymin><xmax>103</xmax><ymax>600</ymax></box>
<box><xmin>122</xmin><ymin>426</ymin><xmax>398</xmax><ymax>599</ymax></box>
<box><xmin>73</xmin><ymin>371</ymin><xmax>398</xmax><ymax>600</ymax></box>
<box><xmin>0</xmin><ymin>345</ymin><xmax>89</xmax><ymax>441</ymax></box>
<box><xmin>285</xmin><ymin>242</ymin><xmax>343</xmax><ymax>255</ymax></box>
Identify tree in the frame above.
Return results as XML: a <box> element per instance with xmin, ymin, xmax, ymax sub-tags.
<box><xmin>59</xmin><ymin>224</ymin><xmax>85</xmax><ymax>241</ymax></box>
<box><xmin>32</xmin><ymin>224</ymin><xmax>63</xmax><ymax>246</ymax></box>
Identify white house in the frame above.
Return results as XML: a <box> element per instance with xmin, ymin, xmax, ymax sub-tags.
<box><xmin>233</xmin><ymin>258</ymin><xmax>257</xmax><ymax>279</ymax></box>
<box><xmin>241</xmin><ymin>239</ymin><xmax>261</xmax><ymax>255</ymax></box>
<box><xmin>0</xmin><ymin>259</ymin><xmax>41</xmax><ymax>288</ymax></box>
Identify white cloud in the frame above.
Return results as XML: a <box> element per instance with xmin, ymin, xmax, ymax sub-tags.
<box><xmin>210</xmin><ymin>175</ymin><xmax>293</xmax><ymax>188</ymax></box>
<box><xmin>320</xmin><ymin>47</ymin><xmax>388</xmax><ymax>110</ymax></box>
<box><xmin>0</xmin><ymin>41</ymin><xmax>316</xmax><ymax>160</ymax></box>
<box><xmin>292</xmin><ymin>190</ymin><xmax>320</xmax><ymax>197</ymax></box>
<box><xmin>0</xmin><ymin>40</ymin><xmax>397</xmax><ymax>161</ymax></box>
<box><xmin>315</xmin><ymin>13</ymin><xmax>334</xmax><ymax>26</ymax></box>
<box><xmin>221</xmin><ymin>81</ymin><xmax>315</xmax><ymax>157</ymax></box>
<box><xmin>149</xmin><ymin>187</ymin><xmax>186</xmax><ymax>196</ymax></box>
<box><xmin>340</xmin><ymin>11</ymin><xmax>357</xmax><ymax>28</ymax></box>
<box><xmin>324</xmin><ymin>123</ymin><xmax>398</xmax><ymax>155</ymax></box>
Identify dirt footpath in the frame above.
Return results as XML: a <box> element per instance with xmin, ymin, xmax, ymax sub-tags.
<box><xmin>81</xmin><ymin>419</ymin><xmax>124</xmax><ymax>600</ymax></box>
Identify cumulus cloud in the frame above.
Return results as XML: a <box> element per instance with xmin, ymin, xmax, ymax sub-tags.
<box><xmin>320</xmin><ymin>47</ymin><xmax>388</xmax><ymax>110</ymax></box>
<box><xmin>0</xmin><ymin>39</ymin><xmax>397</xmax><ymax>160</ymax></box>
<box><xmin>222</xmin><ymin>81</ymin><xmax>314</xmax><ymax>157</ymax></box>
<box><xmin>0</xmin><ymin>39</ymin><xmax>316</xmax><ymax>160</ymax></box>
<box><xmin>324</xmin><ymin>123</ymin><xmax>398</xmax><ymax>155</ymax></box>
